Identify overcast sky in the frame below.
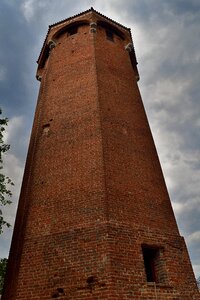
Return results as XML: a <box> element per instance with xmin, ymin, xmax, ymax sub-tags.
<box><xmin>0</xmin><ymin>0</ymin><xmax>200</xmax><ymax>279</ymax></box>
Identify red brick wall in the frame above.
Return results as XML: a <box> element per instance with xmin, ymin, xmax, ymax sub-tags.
<box><xmin>3</xmin><ymin>11</ymin><xmax>199</xmax><ymax>300</ymax></box>
<box><xmin>95</xmin><ymin>24</ymin><xmax>179</xmax><ymax>234</ymax></box>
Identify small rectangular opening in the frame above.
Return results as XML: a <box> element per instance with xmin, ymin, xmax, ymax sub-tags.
<box><xmin>106</xmin><ymin>29</ymin><xmax>114</xmax><ymax>42</ymax></box>
<box><xmin>142</xmin><ymin>247</ymin><xmax>158</xmax><ymax>282</ymax></box>
<box><xmin>142</xmin><ymin>245</ymin><xmax>168</xmax><ymax>284</ymax></box>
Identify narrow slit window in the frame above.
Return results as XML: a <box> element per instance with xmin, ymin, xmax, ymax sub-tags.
<box><xmin>106</xmin><ymin>29</ymin><xmax>114</xmax><ymax>42</ymax></box>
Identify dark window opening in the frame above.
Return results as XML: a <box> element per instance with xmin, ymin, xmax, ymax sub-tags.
<box><xmin>98</xmin><ymin>21</ymin><xmax>125</xmax><ymax>40</ymax></box>
<box><xmin>106</xmin><ymin>29</ymin><xmax>114</xmax><ymax>42</ymax></box>
<box><xmin>142</xmin><ymin>245</ymin><xmax>168</xmax><ymax>284</ymax></box>
<box><xmin>142</xmin><ymin>247</ymin><xmax>158</xmax><ymax>282</ymax></box>
<box><xmin>45</xmin><ymin>49</ymin><xmax>50</xmax><ymax>60</ymax></box>
<box><xmin>68</xmin><ymin>26</ymin><xmax>78</xmax><ymax>36</ymax></box>
<box><xmin>40</xmin><ymin>47</ymin><xmax>50</xmax><ymax>68</ymax></box>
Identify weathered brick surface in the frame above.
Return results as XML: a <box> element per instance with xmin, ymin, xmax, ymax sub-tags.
<box><xmin>2</xmin><ymin>9</ymin><xmax>199</xmax><ymax>299</ymax></box>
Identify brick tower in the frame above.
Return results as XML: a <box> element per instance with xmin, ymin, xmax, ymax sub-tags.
<box><xmin>3</xmin><ymin>8</ymin><xmax>199</xmax><ymax>300</ymax></box>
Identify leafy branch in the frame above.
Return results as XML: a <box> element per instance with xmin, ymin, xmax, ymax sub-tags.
<box><xmin>0</xmin><ymin>108</ymin><xmax>14</xmax><ymax>234</ymax></box>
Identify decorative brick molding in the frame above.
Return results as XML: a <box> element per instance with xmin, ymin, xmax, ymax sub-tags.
<box><xmin>90</xmin><ymin>22</ymin><xmax>97</xmax><ymax>33</ymax></box>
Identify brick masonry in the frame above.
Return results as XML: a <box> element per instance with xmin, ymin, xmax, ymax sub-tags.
<box><xmin>2</xmin><ymin>8</ymin><xmax>200</xmax><ymax>300</ymax></box>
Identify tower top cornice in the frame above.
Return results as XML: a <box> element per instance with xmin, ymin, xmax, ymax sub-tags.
<box><xmin>37</xmin><ymin>8</ymin><xmax>133</xmax><ymax>66</ymax></box>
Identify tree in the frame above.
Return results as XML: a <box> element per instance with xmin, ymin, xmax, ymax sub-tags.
<box><xmin>0</xmin><ymin>258</ymin><xmax>7</xmax><ymax>294</ymax></box>
<box><xmin>0</xmin><ymin>108</ymin><xmax>14</xmax><ymax>234</ymax></box>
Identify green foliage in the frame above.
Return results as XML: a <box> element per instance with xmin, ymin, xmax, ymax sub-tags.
<box><xmin>0</xmin><ymin>258</ymin><xmax>8</xmax><ymax>294</ymax></box>
<box><xmin>0</xmin><ymin>108</ymin><xmax>14</xmax><ymax>234</ymax></box>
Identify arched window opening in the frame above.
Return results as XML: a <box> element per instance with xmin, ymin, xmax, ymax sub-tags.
<box><xmin>39</xmin><ymin>45</ymin><xmax>50</xmax><ymax>69</ymax></box>
<box><xmin>52</xmin><ymin>21</ymin><xmax>89</xmax><ymax>40</ymax></box>
<box><xmin>106</xmin><ymin>29</ymin><xmax>114</xmax><ymax>42</ymax></box>
<box><xmin>67</xmin><ymin>26</ymin><xmax>78</xmax><ymax>36</ymax></box>
<box><xmin>98</xmin><ymin>20</ymin><xmax>125</xmax><ymax>41</ymax></box>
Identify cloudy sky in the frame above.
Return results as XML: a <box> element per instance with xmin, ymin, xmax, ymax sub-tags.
<box><xmin>0</xmin><ymin>0</ymin><xmax>200</xmax><ymax>279</ymax></box>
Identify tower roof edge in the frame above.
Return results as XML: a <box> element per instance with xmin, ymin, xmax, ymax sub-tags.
<box><xmin>37</xmin><ymin>8</ymin><xmax>132</xmax><ymax>65</ymax></box>
<box><xmin>49</xmin><ymin>7</ymin><xmax>131</xmax><ymax>31</ymax></box>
